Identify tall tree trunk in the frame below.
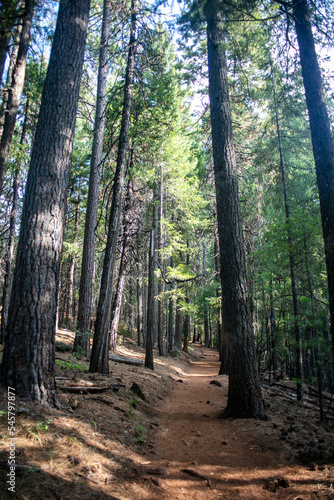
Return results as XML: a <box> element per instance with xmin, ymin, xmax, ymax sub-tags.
<box><xmin>90</xmin><ymin>1</ymin><xmax>137</xmax><ymax>374</ymax></box>
<box><xmin>0</xmin><ymin>0</ymin><xmax>21</xmax><ymax>85</ymax></box>
<box><xmin>167</xmin><ymin>294</ymin><xmax>174</xmax><ymax>352</ymax></box>
<box><xmin>174</xmin><ymin>296</ymin><xmax>182</xmax><ymax>349</ymax></box>
<box><xmin>0</xmin><ymin>0</ymin><xmax>35</xmax><ymax>196</ymax></box>
<box><xmin>0</xmin><ymin>168</ymin><xmax>19</xmax><ymax>343</ymax></box>
<box><xmin>202</xmin><ymin>242</ymin><xmax>210</xmax><ymax>347</ymax></box>
<box><xmin>206</xmin><ymin>12</ymin><xmax>266</xmax><ymax>419</ymax></box>
<box><xmin>0</xmin><ymin>21</ymin><xmax>22</xmax><ymax>131</ymax></box>
<box><xmin>109</xmin><ymin>231</ymin><xmax>127</xmax><ymax>351</ymax></box>
<box><xmin>157</xmin><ymin>162</ymin><xmax>164</xmax><ymax>355</ymax></box>
<box><xmin>145</xmin><ymin>226</ymin><xmax>155</xmax><ymax>369</ymax></box>
<box><xmin>75</xmin><ymin>0</ymin><xmax>111</xmax><ymax>355</ymax></box>
<box><xmin>292</xmin><ymin>0</ymin><xmax>334</xmax><ymax>364</ymax></box>
<box><xmin>272</xmin><ymin>70</ymin><xmax>304</xmax><ymax>401</ymax></box>
<box><xmin>182</xmin><ymin>244</ymin><xmax>190</xmax><ymax>353</ymax></box>
<box><xmin>0</xmin><ymin>0</ymin><xmax>90</xmax><ymax>405</ymax></box>
<box><xmin>215</xmin><ymin>229</ymin><xmax>227</xmax><ymax>373</ymax></box>
<box><xmin>65</xmin><ymin>204</ymin><xmax>79</xmax><ymax>328</ymax></box>
<box><xmin>137</xmin><ymin>273</ymin><xmax>143</xmax><ymax>346</ymax></box>
<box><xmin>145</xmin><ymin>184</ymin><xmax>158</xmax><ymax>369</ymax></box>
<box><xmin>136</xmin><ymin>231</ymin><xmax>143</xmax><ymax>346</ymax></box>
<box><xmin>183</xmin><ymin>296</ymin><xmax>190</xmax><ymax>353</ymax></box>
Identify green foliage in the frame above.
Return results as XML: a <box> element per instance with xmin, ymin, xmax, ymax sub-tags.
<box><xmin>23</xmin><ymin>419</ymin><xmax>53</xmax><ymax>445</ymax></box>
<box><xmin>134</xmin><ymin>424</ymin><xmax>147</xmax><ymax>443</ymax></box>
<box><xmin>55</xmin><ymin>359</ymin><xmax>88</xmax><ymax>371</ymax></box>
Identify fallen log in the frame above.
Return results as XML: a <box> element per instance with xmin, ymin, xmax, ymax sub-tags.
<box><xmin>109</xmin><ymin>355</ymin><xmax>143</xmax><ymax>366</ymax></box>
<box><xmin>57</xmin><ymin>384</ymin><xmax>113</xmax><ymax>394</ymax></box>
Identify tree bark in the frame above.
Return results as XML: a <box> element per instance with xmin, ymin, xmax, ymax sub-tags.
<box><xmin>157</xmin><ymin>162</ymin><xmax>164</xmax><ymax>356</ymax></box>
<box><xmin>207</xmin><ymin>13</ymin><xmax>266</xmax><ymax>419</ymax></box>
<box><xmin>145</xmin><ymin>185</ymin><xmax>158</xmax><ymax>369</ymax></box>
<box><xmin>0</xmin><ymin>0</ymin><xmax>21</xmax><ymax>86</ymax></box>
<box><xmin>109</xmin><ymin>220</ymin><xmax>128</xmax><ymax>351</ymax></box>
<box><xmin>0</xmin><ymin>21</ymin><xmax>21</xmax><ymax>132</ymax></box>
<box><xmin>0</xmin><ymin>0</ymin><xmax>90</xmax><ymax>405</ymax></box>
<box><xmin>214</xmin><ymin>229</ymin><xmax>227</xmax><ymax>373</ymax></box>
<box><xmin>292</xmin><ymin>0</ymin><xmax>334</xmax><ymax>364</ymax></box>
<box><xmin>0</xmin><ymin>168</ymin><xmax>19</xmax><ymax>343</ymax></box>
<box><xmin>174</xmin><ymin>296</ymin><xmax>183</xmax><ymax>349</ymax></box>
<box><xmin>75</xmin><ymin>0</ymin><xmax>111</xmax><ymax>355</ymax></box>
<box><xmin>145</xmin><ymin>225</ymin><xmax>155</xmax><ymax>369</ymax></box>
<box><xmin>65</xmin><ymin>204</ymin><xmax>79</xmax><ymax>328</ymax></box>
<box><xmin>89</xmin><ymin>0</ymin><xmax>136</xmax><ymax>374</ymax></box>
<box><xmin>0</xmin><ymin>0</ymin><xmax>35</xmax><ymax>196</ymax></box>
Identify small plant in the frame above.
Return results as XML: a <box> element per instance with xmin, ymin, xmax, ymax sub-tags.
<box><xmin>129</xmin><ymin>397</ymin><xmax>141</xmax><ymax>408</ymax></box>
<box><xmin>72</xmin><ymin>346</ymin><xmax>85</xmax><ymax>360</ymax></box>
<box><xmin>169</xmin><ymin>349</ymin><xmax>180</xmax><ymax>358</ymax></box>
<box><xmin>55</xmin><ymin>359</ymin><xmax>87</xmax><ymax>371</ymax></box>
<box><xmin>125</xmin><ymin>407</ymin><xmax>134</xmax><ymax>418</ymax></box>
<box><xmin>24</xmin><ymin>419</ymin><xmax>53</xmax><ymax>444</ymax></box>
<box><xmin>125</xmin><ymin>397</ymin><xmax>141</xmax><ymax>418</ymax></box>
<box><xmin>134</xmin><ymin>425</ymin><xmax>147</xmax><ymax>444</ymax></box>
<box><xmin>56</xmin><ymin>341</ymin><xmax>72</xmax><ymax>352</ymax></box>
<box><xmin>35</xmin><ymin>419</ymin><xmax>53</xmax><ymax>433</ymax></box>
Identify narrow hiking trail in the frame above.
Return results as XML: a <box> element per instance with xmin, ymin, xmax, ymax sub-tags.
<box><xmin>133</xmin><ymin>346</ymin><xmax>333</xmax><ymax>500</ymax></box>
<box><xmin>1</xmin><ymin>336</ymin><xmax>332</xmax><ymax>499</ymax></box>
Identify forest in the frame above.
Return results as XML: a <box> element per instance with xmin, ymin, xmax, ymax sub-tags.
<box><xmin>0</xmin><ymin>0</ymin><xmax>334</xmax><ymax>498</ymax></box>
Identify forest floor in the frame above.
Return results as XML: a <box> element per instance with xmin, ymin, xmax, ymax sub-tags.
<box><xmin>0</xmin><ymin>330</ymin><xmax>334</xmax><ymax>499</ymax></box>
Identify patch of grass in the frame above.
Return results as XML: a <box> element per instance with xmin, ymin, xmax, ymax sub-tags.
<box><xmin>55</xmin><ymin>359</ymin><xmax>87</xmax><ymax>371</ymax></box>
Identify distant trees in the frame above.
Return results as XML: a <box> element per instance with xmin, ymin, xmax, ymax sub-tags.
<box><xmin>74</xmin><ymin>0</ymin><xmax>111</xmax><ymax>356</ymax></box>
<box><xmin>0</xmin><ymin>0</ymin><xmax>35</xmax><ymax>196</ymax></box>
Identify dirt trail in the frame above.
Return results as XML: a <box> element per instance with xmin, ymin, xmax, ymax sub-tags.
<box><xmin>1</xmin><ymin>336</ymin><xmax>333</xmax><ymax>499</ymax></box>
<box><xmin>135</xmin><ymin>346</ymin><xmax>333</xmax><ymax>500</ymax></box>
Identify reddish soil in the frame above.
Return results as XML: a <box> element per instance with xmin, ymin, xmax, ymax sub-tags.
<box><xmin>0</xmin><ymin>334</ymin><xmax>334</xmax><ymax>499</ymax></box>
<box><xmin>132</xmin><ymin>346</ymin><xmax>334</xmax><ymax>499</ymax></box>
